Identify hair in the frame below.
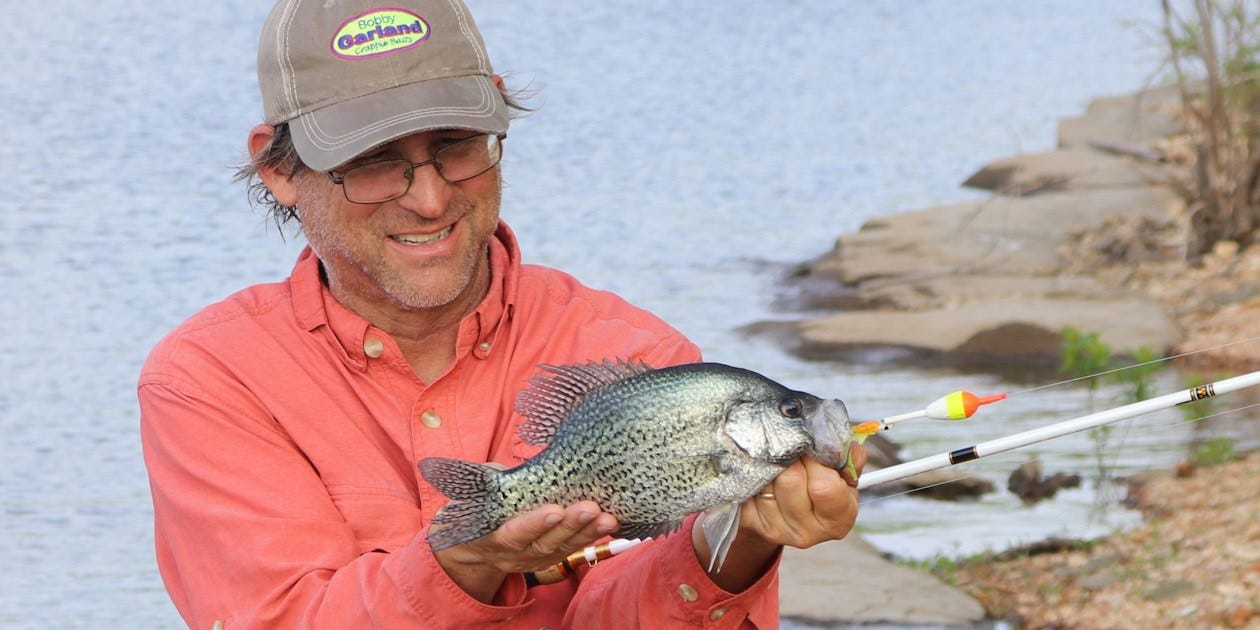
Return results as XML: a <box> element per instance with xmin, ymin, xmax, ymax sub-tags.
<box><xmin>234</xmin><ymin>85</ymin><xmax>535</xmax><ymax>230</ymax></box>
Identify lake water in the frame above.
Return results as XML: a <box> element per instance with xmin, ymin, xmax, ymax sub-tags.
<box><xmin>4</xmin><ymin>1</ymin><xmax>1255</xmax><ymax>627</ymax></box>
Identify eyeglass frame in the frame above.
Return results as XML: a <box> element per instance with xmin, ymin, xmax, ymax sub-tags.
<box><xmin>324</xmin><ymin>133</ymin><xmax>507</xmax><ymax>203</ymax></box>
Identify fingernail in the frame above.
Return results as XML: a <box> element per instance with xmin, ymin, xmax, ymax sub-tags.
<box><xmin>597</xmin><ymin>521</ymin><xmax>618</xmax><ymax>534</ymax></box>
<box><xmin>577</xmin><ymin>511</ymin><xmax>596</xmax><ymax>524</ymax></box>
<box><xmin>544</xmin><ymin>513</ymin><xmax>563</xmax><ymax>527</ymax></box>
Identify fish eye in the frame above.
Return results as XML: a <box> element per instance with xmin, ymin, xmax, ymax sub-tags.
<box><xmin>779</xmin><ymin>398</ymin><xmax>804</xmax><ymax>418</ymax></box>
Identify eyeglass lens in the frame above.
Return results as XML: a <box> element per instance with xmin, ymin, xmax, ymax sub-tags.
<box><xmin>339</xmin><ymin>134</ymin><xmax>502</xmax><ymax>203</ymax></box>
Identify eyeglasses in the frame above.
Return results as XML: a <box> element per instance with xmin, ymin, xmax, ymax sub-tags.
<box><xmin>326</xmin><ymin>133</ymin><xmax>506</xmax><ymax>204</ymax></box>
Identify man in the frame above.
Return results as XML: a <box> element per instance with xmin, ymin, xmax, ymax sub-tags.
<box><xmin>138</xmin><ymin>0</ymin><xmax>866</xmax><ymax>627</ymax></box>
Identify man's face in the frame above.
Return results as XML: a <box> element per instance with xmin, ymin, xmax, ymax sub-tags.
<box><xmin>294</xmin><ymin>129</ymin><xmax>502</xmax><ymax>313</ymax></box>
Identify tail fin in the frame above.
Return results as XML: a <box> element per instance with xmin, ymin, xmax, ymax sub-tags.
<box><xmin>419</xmin><ymin>457</ymin><xmax>504</xmax><ymax>551</ymax></box>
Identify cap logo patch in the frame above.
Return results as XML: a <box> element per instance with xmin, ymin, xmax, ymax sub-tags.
<box><xmin>331</xmin><ymin>8</ymin><xmax>430</xmax><ymax>60</ymax></box>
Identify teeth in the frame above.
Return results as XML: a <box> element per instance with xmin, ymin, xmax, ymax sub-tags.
<box><xmin>393</xmin><ymin>226</ymin><xmax>452</xmax><ymax>245</ymax></box>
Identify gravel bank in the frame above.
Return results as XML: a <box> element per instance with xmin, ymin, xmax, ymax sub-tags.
<box><xmin>939</xmin><ymin>451</ymin><xmax>1260</xmax><ymax>629</ymax></box>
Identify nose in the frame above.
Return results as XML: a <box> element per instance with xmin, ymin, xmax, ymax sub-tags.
<box><xmin>395</xmin><ymin>161</ymin><xmax>453</xmax><ymax>218</ymax></box>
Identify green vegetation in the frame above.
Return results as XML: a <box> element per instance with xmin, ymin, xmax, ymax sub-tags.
<box><xmin>1112</xmin><ymin>346</ymin><xmax>1163</xmax><ymax>403</ymax></box>
<box><xmin>1058</xmin><ymin>330</ymin><xmax>1175</xmax><ymax>510</ymax></box>
<box><xmin>906</xmin><ymin>538</ymin><xmax>1105</xmax><ymax>585</ymax></box>
<box><xmin>1174</xmin><ymin>376</ymin><xmax>1238</xmax><ymax>467</ymax></box>
<box><xmin>1059</xmin><ymin>328</ymin><xmax>1113</xmax><ymax>410</ymax></box>
<box><xmin>1057</xmin><ymin>328</ymin><xmax>1165</xmax><ymax>404</ymax></box>
<box><xmin>1191</xmin><ymin>436</ymin><xmax>1239</xmax><ymax>465</ymax></box>
<box><xmin>1056</xmin><ymin>328</ymin><xmax>1247</xmax><ymax>486</ymax></box>
<box><xmin>1158</xmin><ymin>0</ymin><xmax>1260</xmax><ymax>257</ymax></box>
<box><xmin>898</xmin><ymin>550</ymin><xmax>993</xmax><ymax>585</ymax></box>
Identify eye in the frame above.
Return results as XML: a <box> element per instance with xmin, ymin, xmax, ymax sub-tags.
<box><xmin>779</xmin><ymin>398</ymin><xmax>804</xmax><ymax>418</ymax></box>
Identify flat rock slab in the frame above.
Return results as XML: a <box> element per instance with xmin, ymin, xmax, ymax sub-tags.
<box><xmin>1085</xmin><ymin>85</ymin><xmax>1186</xmax><ymax>113</ymax></box>
<box><xmin>809</xmin><ymin>187</ymin><xmax>1180</xmax><ymax>285</ymax></box>
<box><xmin>962</xmin><ymin>148</ymin><xmax>1181</xmax><ymax>196</ymax></box>
<box><xmin>1058</xmin><ymin>90</ymin><xmax>1185</xmax><ymax>150</ymax></box>
<box><xmin>858</xmin><ymin>273</ymin><xmax>1121</xmax><ymax>312</ymax></box>
<box><xmin>779</xmin><ymin>535</ymin><xmax>985</xmax><ymax>627</ymax></box>
<box><xmin>792</xmin><ymin>296</ymin><xmax>1181</xmax><ymax>364</ymax></box>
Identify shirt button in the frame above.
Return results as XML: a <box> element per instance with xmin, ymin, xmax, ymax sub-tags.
<box><xmin>363</xmin><ymin>337</ymin><xmax>384</xmax><ymax>358</ymax></box>
<box><xmin>677</xmin><ymin>583</ymin><xmax>698</xmax><ymax>602</ymax></box>
<box><xmin>421</xmin><ymin>411</ymin><xmax>442</xmax><ymax>429</ymax></box>
<box><xmin>709</xmin><ymin>607</ymin><xmax>728</xmax><ymax>621</ymax></box>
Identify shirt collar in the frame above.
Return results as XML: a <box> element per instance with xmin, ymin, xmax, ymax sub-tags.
<box><xmin>291</xmin><ymin>220</ymin><xmax>521</xmax><ymax>368</ymax></box>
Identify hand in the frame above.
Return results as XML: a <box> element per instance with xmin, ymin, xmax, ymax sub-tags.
<box><xmin>740</xmin><ymin>444</ymin><xmax>867</xmax><ymax>550</ymax></box>
<box><xmin>691</xmin><ymin>443</ymin><xmax>867</xmax><ymax>593</ymax></box>
<box><xmin>432</xmin><ymin>500</ymin><xmax>619</xmax><ymax>602</ymax></box>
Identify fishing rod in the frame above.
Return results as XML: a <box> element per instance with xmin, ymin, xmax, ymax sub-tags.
<box><xmin>527</xmin><ymin>365</ymin><xmax>1260</xmax><ymax>580</ymax></box>
<box><xmin>857</xmin><ymin>367</ymin><xmax>1260</xmax><ymax>490</ymax></box>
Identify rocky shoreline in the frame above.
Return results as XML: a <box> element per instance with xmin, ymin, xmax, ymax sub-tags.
<box><xmin>774</xmin><ymin>85</ymin><xmax>1260</xmax><ymax>628</ymax></box>
<box><xmin>751</xmin><ymin>84</ymin><xmax>1260</xmax><ymax>371</ymax></box>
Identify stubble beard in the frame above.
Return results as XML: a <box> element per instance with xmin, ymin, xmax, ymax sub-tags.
<box><xmin>296</xmin><ymin>173</ymin><xmax>497</xmax><ymax>312</ymax></box>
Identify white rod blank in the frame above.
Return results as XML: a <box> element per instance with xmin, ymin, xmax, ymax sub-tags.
<box><xmin>857</xmin><ymin>369</ymin><xmax>1260</xmax><ymax>490</ymax></box>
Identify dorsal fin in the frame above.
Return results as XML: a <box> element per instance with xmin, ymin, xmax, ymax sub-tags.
<box><xmin>515</xmin><ymin>359</ymin><xmax>653</xmax><ymax>446</ymax></box>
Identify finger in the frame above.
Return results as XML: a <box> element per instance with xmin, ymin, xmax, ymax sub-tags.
<box><xmin>491</xmin><ymin>504</ymin><xmax>568</xmax><ymax>553</ymax></box>
<box><xmin>525</xmin><ymin>501</ymin><xmax>606</xmax><ymax>558</ymax></box>
<box><xmin>556</xmin><ymin>507</ymin><xmax>620</xmax><ymax>556</ymax></box>
<box><xmin>741</xmin><ymin>468</ymin><xmax>797</xmax><ymax>535</ymax></box>
<box><xmin>800</xmin><ymin>456</ymin><xmax>858</xmax><ymax>531</ymax></box>
<box><xmin>742</xmin><ymin>485</ymin><xmax>791</xmax><ymax>543</ymax></box>
<box><xmin>765</xmin><ymin>460</ymin><xmax>816</xmax><ymax>543</ymax></box>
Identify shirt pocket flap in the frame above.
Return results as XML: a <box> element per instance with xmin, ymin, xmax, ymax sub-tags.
<box><xmin>327</xmin><ymin>487</ymin><xmax>424</xmax><ymax>554</ymax></box>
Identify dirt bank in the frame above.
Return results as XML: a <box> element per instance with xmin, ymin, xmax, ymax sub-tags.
<box><xmin>938</xmin><ymin>451</ymin><xmax>1260</xmax><ymax>629</ymax></box>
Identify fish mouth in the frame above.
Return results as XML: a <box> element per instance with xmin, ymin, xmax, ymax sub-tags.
<box><xmin>807</xmin><ymin>399</ymin><xmax>854</xmax><ymax>470</ymax></box>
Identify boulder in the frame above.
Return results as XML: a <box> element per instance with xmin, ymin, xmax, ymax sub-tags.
<box><xmin>1007</xmin><ymin>458</ymin><xmax>1082</xmax><ymax>504</ymax></box>
<box><xmin>779</xmin><ymin>535</ymin><xmax>986</xmax><ymax>627</ymax></box>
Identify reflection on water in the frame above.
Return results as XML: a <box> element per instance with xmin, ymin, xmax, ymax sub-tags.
<box><xmin>6</xmin><ymin>0</ymin><xmax>1251</xmax><ymax>626</ymax></box>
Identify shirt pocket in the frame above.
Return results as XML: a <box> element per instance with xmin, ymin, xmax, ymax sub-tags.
<box><xmin>326</xmin><ymin>486</ymin><xmax>425</xmax><ymax>555</ymax></box>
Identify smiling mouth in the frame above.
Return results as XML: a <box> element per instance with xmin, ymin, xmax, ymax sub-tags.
<box><xmin>391</xmin><ymin>225</ymin><xmax>453</xmax><ymax>245</ymax></box>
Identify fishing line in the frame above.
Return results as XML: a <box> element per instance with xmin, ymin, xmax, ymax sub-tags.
<box><xmin>1106</xmin><ymin>400</ymin><xmax>1260</xmax><ymax>448</ymax></box>
<box><xmin>1004</xmin><ymin>333</ymin><xmax>1260</xmax><ymax>398</ymax></box>
<box><xmin>857</xmin><ymin>398</ymin><xmax>1260</xmax><ymax>508</ymax></box>
<box><xmin>845</xmin><ymin>330</ymin><xmax>1260</xmax><ymax>534</ymax></box>
<box><xmin>991</xmin><ymin>335</ymin><xmax>1260</xmax><ymax>484</ymax></box>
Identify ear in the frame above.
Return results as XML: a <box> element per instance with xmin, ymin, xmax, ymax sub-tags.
<box><xmin>247</xmin><ymin>124</ymin><xmax>301</xmax><ymax>208</ymax></box>
<box><xmin>491</xmin><ymin>74</ymin><xmax>507</xmax><ymax>94</ymax></box>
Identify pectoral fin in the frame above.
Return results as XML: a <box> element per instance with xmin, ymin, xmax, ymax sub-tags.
<box><xmin>700</xmin><ymin>501</ymin><xmax>741</xmax><ymax>573</ymax></box>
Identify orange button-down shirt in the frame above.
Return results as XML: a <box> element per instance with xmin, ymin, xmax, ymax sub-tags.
<box><xmin>139</xmin><ymin>222</ymin><xmax>780</xmax><ymax>628</ymax></box>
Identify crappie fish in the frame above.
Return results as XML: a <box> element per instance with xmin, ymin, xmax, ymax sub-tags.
<box><xmin>419</xmin><ymin>360</ymin><xmax>855</xmax><ymax>571</ymax></box>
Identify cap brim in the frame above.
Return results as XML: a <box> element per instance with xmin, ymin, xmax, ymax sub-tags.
<box><xmin>289</xmin><ymin>74</ymin><xmax>508</xmax><ymax>172</ymax></box>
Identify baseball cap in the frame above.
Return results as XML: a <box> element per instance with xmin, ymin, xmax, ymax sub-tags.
<box><xmin>257</xmin><ymin>0</ymin><xmax>509</xmax><ymax>172</ymax></box>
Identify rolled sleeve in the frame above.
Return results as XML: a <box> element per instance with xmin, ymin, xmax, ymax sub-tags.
<box><xmin>139</xmin><ymin>378</ymin><xmax>536</xmax><ymax>628</ymax></box>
